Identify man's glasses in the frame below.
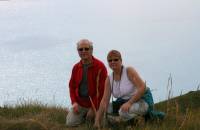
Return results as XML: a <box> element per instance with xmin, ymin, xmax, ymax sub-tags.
<box><xmin>78</xmin><ymin>47</ymin><xmax>90</xmax><ymax>52</ymax></box>
<box><xmin>108</xmin><ymin>58</ymin><xmax>119</xmax><ymax>62</ymax></box>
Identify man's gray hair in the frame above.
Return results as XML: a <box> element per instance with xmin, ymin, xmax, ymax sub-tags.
<box><xmin>76</xmin><ymin>39</ymin><xmax>93</xmax><ymax>50</ymax></box>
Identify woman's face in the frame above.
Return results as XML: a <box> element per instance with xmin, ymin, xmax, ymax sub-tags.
<box><xmin>107</xmin><ymin>56</ymin><xmax>122</xmax><ymax>70</ymax></box>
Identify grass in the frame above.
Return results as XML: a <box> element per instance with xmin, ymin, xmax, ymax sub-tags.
<box><xmin>0</xmin><ymin>102</ymin><xmax>67</xmax><ymax>130</ymax></box>
<box><xmin>0</xmin><ymin>90</ymin><xmax>200</xmax><ymax>130</ymax></box>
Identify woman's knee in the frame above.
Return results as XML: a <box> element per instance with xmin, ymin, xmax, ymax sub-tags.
<box><xmin>118</xmin><ymin>109</ymin><xmax>138</xmax><ymax>121</ymax></box>
<box><xmin>129</xmin><ymin>100</ymin><xmax>148</xmax><ymax>114</ymax></box>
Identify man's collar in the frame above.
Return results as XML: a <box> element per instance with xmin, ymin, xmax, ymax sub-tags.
<box><xmin>77</xmin><ymin>56</ymin><xmax>95</xmax><ymax>68</ymax></box>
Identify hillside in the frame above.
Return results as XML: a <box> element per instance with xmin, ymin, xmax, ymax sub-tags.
<box><xmin>155</xmin><ymin>90</ymin><xmax>200</xmax><ymax>112</ymax></box>
<box><xmin>0</xmin><ymin>90</ymin><xmax>199</xmax><ymax>130</ymax></box>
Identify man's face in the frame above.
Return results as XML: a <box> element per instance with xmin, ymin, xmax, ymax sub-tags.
<box><xmin>77</xmin><ymin>42</ymin><xmax>92</xmax><ymax>60</ymax></box>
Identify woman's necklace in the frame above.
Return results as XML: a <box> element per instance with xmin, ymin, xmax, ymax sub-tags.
<box><xmin>111</xmin><ymin>66</ymin><xmax>123</xmax><ymax>97</ymax></box>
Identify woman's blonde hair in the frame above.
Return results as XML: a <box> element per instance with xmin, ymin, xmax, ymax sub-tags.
<box><xmin>107</xmin><ymin>50</ymin><xmax>122</xmax><ymax>61</ymax></box>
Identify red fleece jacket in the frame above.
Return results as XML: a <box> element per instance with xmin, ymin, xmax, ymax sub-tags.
<box><xmin>69</xmin><ymin>56</ymin><xmax>107</xmax><ymax>110</ymax></box>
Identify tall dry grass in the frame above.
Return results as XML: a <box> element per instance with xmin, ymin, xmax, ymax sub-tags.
<box><xmin>0</xmin><ymin>75</ymin><xmax>200</xmax><ymax>130</ymax></box>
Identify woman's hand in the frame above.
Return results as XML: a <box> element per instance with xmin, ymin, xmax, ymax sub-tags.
<box><xmin>120</xmin><ymin>101</ymin><xmax>132</xmax><ymax>112</ymax></box>
<box><xmin>94</xmin><ymin>100</ymin><xmax>107</xmax><ymax>128</ymax></box>
<box><xmin>100</xmin><ymin>99</ymin><xmax>108</xmax><ymax>111</ymax></box>
<box><xmin>94</xmin><ymin>118</ymin><xmax>101</xmax><ymax>129</ymax></box>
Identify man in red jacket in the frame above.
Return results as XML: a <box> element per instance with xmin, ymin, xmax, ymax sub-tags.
<box><xmin>66</xmin><ymin>39</ymin><xmax>107</xmax><ymax>126</ymax></box>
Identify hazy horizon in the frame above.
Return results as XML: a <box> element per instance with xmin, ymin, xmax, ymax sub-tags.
<box><xmin>0</xmin><ymin>0</ymin><xmax>200</xmax><ymax>107</ymax></box>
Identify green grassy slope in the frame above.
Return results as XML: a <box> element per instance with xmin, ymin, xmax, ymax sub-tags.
<box><xmin>155</xmin><ymin>90</ymin><xmax>200</xmax><ymax>113</ymax></box>
<box><xmin>0</xmin><ymin>90</ymin><xmax>199</xmax><ymax>130</ymax></box>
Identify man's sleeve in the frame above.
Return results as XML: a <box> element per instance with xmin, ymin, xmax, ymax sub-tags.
<box><xmin>69</xmin><ymin>67</ymin><xmax>76</xmax><ymax>105</ymax></box>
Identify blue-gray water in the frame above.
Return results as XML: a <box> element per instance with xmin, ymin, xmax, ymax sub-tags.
<box><xmin>0</xmin><ymin>0</ymin><xmax>200</xmax><ymax>107</ymax></box>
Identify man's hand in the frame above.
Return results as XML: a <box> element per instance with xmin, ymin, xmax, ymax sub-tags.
<box><xmin>86</xmin><ymin>108</ymin><xmax>95</xmax><ymax>120</ymax></box>
<box><xmin>72</xmin><ymin>102</ymin><xmax>79</xmax><ymax>114</ymax></box>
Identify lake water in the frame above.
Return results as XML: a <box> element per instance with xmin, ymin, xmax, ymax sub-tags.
<box><xmin>0</xmin><ymin>0</ymin><xmax>200</xmax><ymax>107</ymax></box>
